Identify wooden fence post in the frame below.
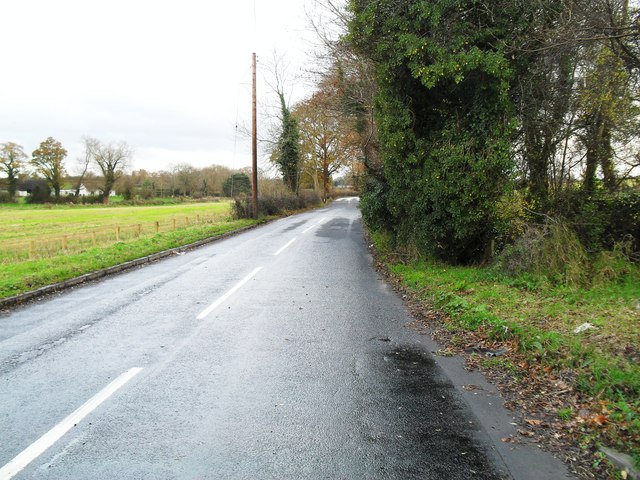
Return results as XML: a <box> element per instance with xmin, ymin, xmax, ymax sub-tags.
<box><xmin>155</xmin><ymin>221</ymin><xmax>160</xmax><ymax>233</ymax></box>
<box><xmin>29</xmin><ymin>240</ymin><xmax>35</xmax><ymax>260</ymax></box>
<box><xmin>62</xmin><ymin>236</ymin><xmax>68</xmax><ymax>250</ymax></box>
<box><xmin>173</xmin><ymin>219</ymin><xmax>177</xmax><ymax>231</ymax></box>
<box><xmin>116</xmin><ymin>227</ymin><xmax>121</xmax><ymax>242</ymax></box>
<box><xmin>137</xmin><ymin>224</ymin><xmax>142</xmax><ymax>236</ymax></box>
<box><xmin>92</xmin><ymin>231</ymin><xmax>97</xmax><ymax>246</ymax></box>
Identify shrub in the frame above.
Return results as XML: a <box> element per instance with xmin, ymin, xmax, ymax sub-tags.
<box><xmin>80</xmin><ymin>195</ymin><xmax>104</xmax><ymax>204</ymax></box>
<box><xmin>0</xmin><ymin>193</ymin><xmax>14</xmax><ymax>203</ymax></box>
<box><xmin>359</xmin><ymin>177</ymin><xmax>393</xmax><ymax>232</ymax></box>
<box><xmin>25</xmin><ymin>186</ymin><xmax>51</xmax><ymax>204</ymax></box>
<box><xmin>232</xmin><ymin>192</ymin><xmax>321</xmax><ymax>219</ymax></box>
<box><xmin>496</xmin><ymin>220</ymin><xmax>589</xmax><ymax>286</ymax></box>
<box><xmin>592</xmin><ymin>241</ymin><xmax>638</xmax><ymax>284</ymax></box>
<box><xmin>493</xmin><ymin>190</ymin><xmax>532</xmax><ymax>251</ymax></box>
<box><xmin>549</xmin><ymin>190</ymin><xmax>640</xmax><ymax>254</ymax></box>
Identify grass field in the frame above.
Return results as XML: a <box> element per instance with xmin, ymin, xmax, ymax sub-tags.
<box><xmin>0</xmin><ymin>202</ymin><xmax>233</xmax><ymax>261</ymax></box>
<box><xmin>0</xmin><ymin>201</ymin><xmax>264</xmax><ymax>300</ymax></box>
<box><xmin>0</xmin><ymin>201</ymin><xmax>232</xmax><ymax>242</ymax></box>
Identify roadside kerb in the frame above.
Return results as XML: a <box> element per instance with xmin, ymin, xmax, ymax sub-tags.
<box><xmin>0</xmin><ymin>222</ymin><xmax>267</xmax><ymax>310</ymax></box>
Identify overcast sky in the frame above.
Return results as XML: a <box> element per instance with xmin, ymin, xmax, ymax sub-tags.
<box><xmin>1</xmin><ymin>0</ymin><xmax>326</xmax><ymax>174</ymax></box>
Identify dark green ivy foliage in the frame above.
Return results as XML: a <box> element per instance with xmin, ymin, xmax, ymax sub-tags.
<box><xmin>223</xmin><ymin>172</ymin><xmax>252</xmax><ymax>197</ymax></box>
<box><xmin>275</xmin><ymin>92</ymin><xmax>301</xmax><ymax>193</ymax></box>
<box><xmin>349</xmin><ymin>0</ymin><xmax>520</xmax><ymax>263</ymax></box>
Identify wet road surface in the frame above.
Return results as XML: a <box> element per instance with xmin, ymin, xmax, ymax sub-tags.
<box><xmin>0</xmin><ymin>199</ymin><xmax>570</xmax><ymax>479</ymax></box>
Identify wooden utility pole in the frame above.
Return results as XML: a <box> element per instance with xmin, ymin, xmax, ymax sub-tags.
<box><xmin>251</xmin><ymin>52</ymin><xmax>258</xmax><ymax>218</ymax></box>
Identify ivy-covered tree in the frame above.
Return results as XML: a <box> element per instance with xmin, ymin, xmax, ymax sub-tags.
<box><xmin>274</xmin><ymin>92</ymin><xmax>301</xmax><ymax>193</ymax></box>
<box><xmin>31</xmin><ymin>137</ymin><xmax>67</xmax><ymax>199</ymax></box>
<box><xmin>348</xmin><ymin>0</ymin><xmax>518</xmax><ymax>263</ymax></box>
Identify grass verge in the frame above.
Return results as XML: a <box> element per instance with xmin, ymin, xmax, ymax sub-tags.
<box><xmin>370</xmin><ymin>230</ymin><xmax>639</xmax><ymax>478</ymax></box>
<box><xmin>0</xmin><ymin>218</ymin><xmax>260</xmax><ymax>300</ymax></box>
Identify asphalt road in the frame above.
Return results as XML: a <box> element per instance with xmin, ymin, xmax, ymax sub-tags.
<box><xmin>0</xmin><ymin>198</ymin><xmax>572</xmax><ymax>479</ymax></box>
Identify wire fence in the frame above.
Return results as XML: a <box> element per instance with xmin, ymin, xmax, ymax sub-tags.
<box><xmin>0</xmin><ymin>212</ymin><xmax>229</xmax><ymax>263</ymax></box>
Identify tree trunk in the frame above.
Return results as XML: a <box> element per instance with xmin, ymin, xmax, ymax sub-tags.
<box><xmin>599</xmin><ymin>124</ymin><xmax>616</xmax><ymax>193</ymax></box>
<box><xmin>583</xmin><ymin>108</ymin><xmax>613</xmax><ymax>194</ymax></box>
<box><xmin>7</xmin><ymin>171</ymin><xmax>17</xmax><ymax>198</ymax></box>
<box><xmin>321</xmin><ymin>146</ymin><xmax>330</xmax><ymax>201</ymax></box>
<box><xmin>103</xmin><ymin>178</ymin><xmax>114</xmax><ymax>204</ymax></box>
<box><xmin>524</xmin><ymin>128</ymin><xmax>549</xmax><ymax>204</ymax></box>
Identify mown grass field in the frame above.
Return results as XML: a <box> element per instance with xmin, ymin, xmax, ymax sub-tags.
<box><xmin>0</xmin><ymin>201</ymin><xmax>237</xmax><ymax>262</ymax></box>
<box><xmin>370</xmin><ymin>231</ymin><xmax>639</xmax><ymax>475</ymax></box>
<box><xmin>0</xmin><ymin>201</ymin><xmax>263</xmax><ymax>300</ymax></box>
<box><xmin>0</xmin><ymin>201</ymin><xmax>232</xmax><ymax>243</ymax></box>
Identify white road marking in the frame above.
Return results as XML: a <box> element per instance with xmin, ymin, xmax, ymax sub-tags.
<box><xmin>0</xmin><ymin>368</ymin><xmax>143</xmax><ymax>480</ymax></box>
<box><xmin>301</xmin><ymin>217</ymin><xmax>327</xmax><ymax>234</ymax></box>
<box><xmin>273</xmin><ymin>238</ymin><xmax>297</xmax><ymax>256</ymax></box>
<box><xmin>196</xmin><ymin>267</ymin><xmax>263</xmax><ymax>320</ymax></box>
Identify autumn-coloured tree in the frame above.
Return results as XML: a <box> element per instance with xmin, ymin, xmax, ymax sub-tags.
<box><xmin>0</xmin><ymin>142</ymin><xmax>27</xmax><ymax>198</ymax></box>
<box><xmin>294</xmin><ymin>77</ymin><xmax>360</xmax><ymax>200</ymax></box>
<box><xmin>31</xmin><ymin>137</ymin><xmax>67</xmax><ymax>199</ymax></box>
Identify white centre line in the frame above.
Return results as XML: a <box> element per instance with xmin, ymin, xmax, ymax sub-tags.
<box><xmin>0</xmin><ymin>367</ymin><xmax>143</xmax><ymax>480</ymax></box>
<box><xmin>196</xmin><ymin>267</ymin><xmax>263</xmax><ymax>320</ymax></box>
<box><xmin>273</xmin><ymin>238</ymin><xmax>297</xmax><ymax>256</ymax></box>
<box><xmin>301</xmin><ymin>217</ymin><xmax>327</xmax><ymax>234</ymax></box>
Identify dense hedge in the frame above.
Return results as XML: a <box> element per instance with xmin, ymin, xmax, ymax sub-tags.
<box><xmin>349</xmin><ymin>0</ymin><xmax>516</xmax><ymax>263</ymax></box>
<box><xmin>551</xmin><ymin>190</ymin><xmax>640</xmax><ymax>254</ymax></box>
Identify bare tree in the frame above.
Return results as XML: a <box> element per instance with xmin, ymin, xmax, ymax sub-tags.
<box><xmin>172</xmin><ymin>163</ymin><xmax>199</xmax><ymax>196</ymax></box>
<box><xmin>89</xmin><ymin>139</ymin><xmax>132</xmax><ymax>202</ymax></box>
<box><xmin>309</xmin><ymin>1</ymin><xmax>381</xmax><ymax>179</ymax></box>
<box><xmin>73</xmin><ymin>136</ymin><xmax>99</xmax><ymax>196</ymax></box>
<box><xmin>294</xmin><ymin>79</ymin><xmax>360</xmax><ymax>199</ymax></box>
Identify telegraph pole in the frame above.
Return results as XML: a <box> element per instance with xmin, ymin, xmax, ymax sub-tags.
<box><xmin>251</xmin><ymin>52</ymin><xmax>258</xmax><ymax>218</ymax></box>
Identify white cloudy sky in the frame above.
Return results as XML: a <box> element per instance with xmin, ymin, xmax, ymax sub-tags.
<box><xmin>0</xmin><ymin>0</ymin><xmax>328</xmax><ymax>174</ymax></box>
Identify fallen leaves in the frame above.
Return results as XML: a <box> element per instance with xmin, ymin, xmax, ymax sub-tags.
<box><xmin>590</xmin><ymin>414</ymin><xmax>609</xmax><ymax>426</ymax></box>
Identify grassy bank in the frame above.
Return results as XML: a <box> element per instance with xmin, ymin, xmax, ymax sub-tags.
<box><xmin>0</xmin><ymin>218</ymin><xmax>260</xmax><ymax>300</ymax></box>
<box><xmin>370</xmin><ymin>231</ymin><xmax>639</xmax><ymax>476</ymax></box>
